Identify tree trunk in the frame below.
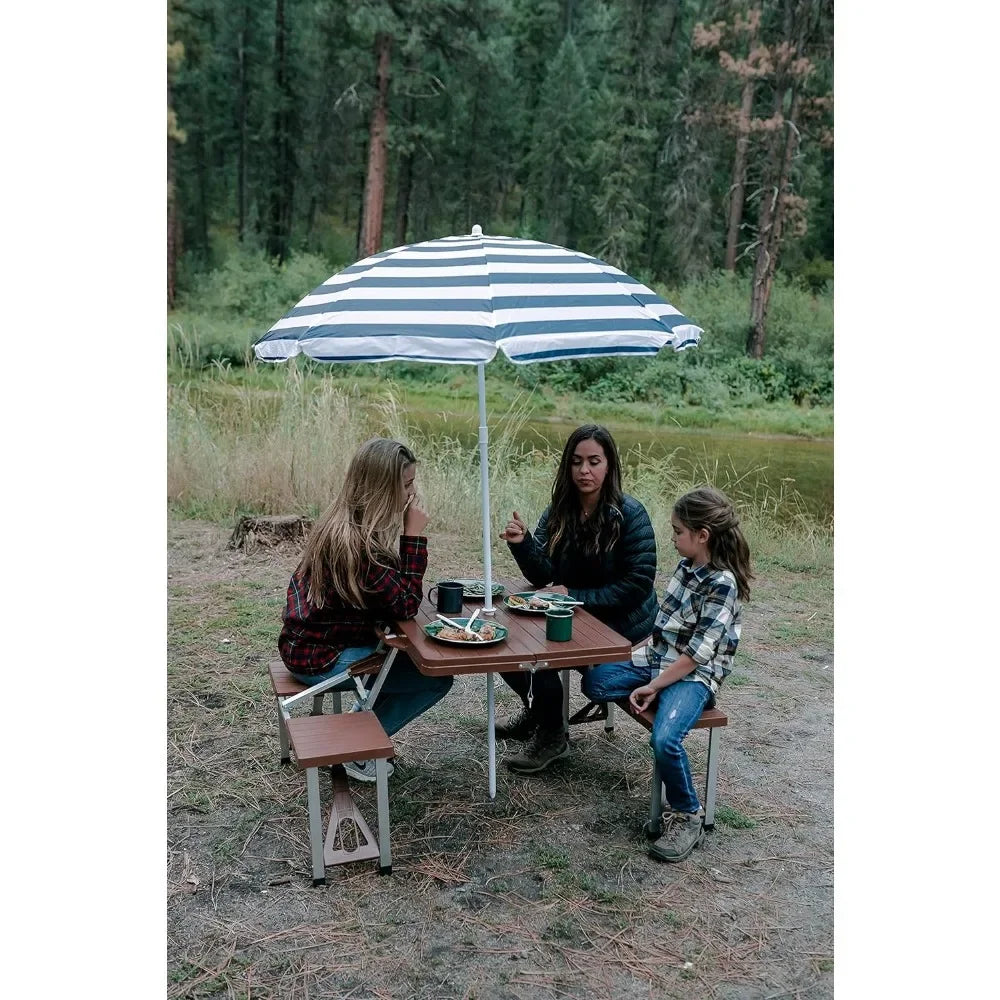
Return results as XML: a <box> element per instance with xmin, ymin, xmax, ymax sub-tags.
<box><xmin>464</xmin><ymin>83</ymin><xmax>480</xmax><ymax>233</ymax></box>
<box><xmin>236</xmin><ymin>8</ymin><xmax>249</xmax><ymax>242</ymax></box>
<box><xmin>358</xmin><ymin>32</ymin><xmax>392</xmax><ymax>258</ymax></box>
<box><xmin>747</xmin><ymin>87</ymin><xmax>802</xmax><ymax>358</ymax></box>
<box><xmin>394</xmin><ymin>150</ymin><xmax>413</xmax><ymax>247</ymax></box>
<box><xmin>394</xmin><ymin>94</ymin><xmax>416</xmax><ymax>246</ymax></box>
<box><xmin>266</xmin><ymin>0</ymin><xmax>294</xmax><ymax>262</ymax></box>
<box><xmin>725</xmin><ymin>77</ymin><xmax>755</xmax><ymax>270</ymax></box>
<box><xmin>167</xmin><ymin>135</ymin><xmax>178</xmax><ymax>308</ymax></box>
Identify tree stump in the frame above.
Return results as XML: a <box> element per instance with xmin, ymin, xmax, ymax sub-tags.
<box><xmin>228</xmin><ymin>515</ymin><xmax>313</xmax><ymax>552</ymax></box>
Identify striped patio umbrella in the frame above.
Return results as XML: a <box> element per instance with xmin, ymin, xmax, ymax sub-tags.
<box><xmin>255</xmin><ymin>225</ymin><xmax>702</xmax><ymax>613</ymax></box>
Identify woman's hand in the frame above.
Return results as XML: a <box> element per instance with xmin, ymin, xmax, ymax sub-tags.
<box><xmin>498</xmin><ymin>510</ymin><xmax>527</xmax><ymax>544</ymax></box>
<box><xmin>403</xmin><ymin>493</ymin><xmax>429</xmax><ymax>536</ymax></box>
<box><xmin>629</xmin><ymin>684</ymin><xmax>658</xmax><ymax>713</ymax></box>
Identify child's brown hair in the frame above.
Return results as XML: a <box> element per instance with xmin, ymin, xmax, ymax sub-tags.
<box><xmin>674</xmin><ymin>486</ymin><xmax>754</xmax><ymax>600</ymax></box>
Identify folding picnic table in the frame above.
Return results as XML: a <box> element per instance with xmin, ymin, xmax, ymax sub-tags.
<box><xmin>389</xmin><ymin>588</ymin><xmax>631</xmax><ymax>798</ymax></box>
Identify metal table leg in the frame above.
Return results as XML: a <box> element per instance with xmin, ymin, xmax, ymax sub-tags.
<box><xmin>487</xmin><ymin>672</ymin><xmax>496</xmax><ymax>799</ymax></box>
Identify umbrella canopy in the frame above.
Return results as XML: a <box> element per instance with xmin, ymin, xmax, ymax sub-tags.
<box><xmin>255</xmin><ymin>226</ymin><xmax>702</xmax><ymax>612</ymax></box>
<box><xmin>255</xmin><ymin>226</ymin><xmax>701</xmax><ymax>364</ymax></box>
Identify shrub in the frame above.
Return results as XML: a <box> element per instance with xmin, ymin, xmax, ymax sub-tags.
<box><xmin>798</xmin><ymin>257</ymin><xmax>834</xmax><ymax>294</ymax></box>
<box><xmin>178</xmin><ymin>248</ymin><xmax>333</xmax><ymax>324</ymax></box>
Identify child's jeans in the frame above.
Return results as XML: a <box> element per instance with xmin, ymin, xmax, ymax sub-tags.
<box><xmin>582</xmin><ymin>661</ymin><xmax>712</xmax><ymax>815</ymax></box>
<box><xmin>290</xmin><ymin>646</ymin><xmax>452</xmax><ymax>738</ymax></box>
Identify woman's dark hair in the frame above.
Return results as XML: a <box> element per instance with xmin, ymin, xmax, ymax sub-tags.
<box><xmin>673</xmin><ymin>486</ymin><xmax>754</xmax><ymax>601</ymax></box>
<box><xmin>547</xmin><ymin>424</ymin><xmax>624</xmax><ymax>557</ymax></box>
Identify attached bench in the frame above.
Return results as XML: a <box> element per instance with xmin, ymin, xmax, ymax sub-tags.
<box><xmin>613</xmin><ymin>698</ymin><xmax>728</xmax><ymax>834</ymax></box>
<box><xmin>268</xmin><ymin>654</ymin><xmax>389</xmax><ymax>766</ymax></box>
<box><xmin>268</xmin><ymin>653</ymin><xmax>398</xmax><ymax>881</ymax></box>
<box><xmin>285</xmin><ymin>711</ymin><xmax>395</xmax><ymax>881</ymax></box>
<box><xmin>565</xmin><ymin>682</ymin><xmax>727</xmax><ymax>832</ymax></box>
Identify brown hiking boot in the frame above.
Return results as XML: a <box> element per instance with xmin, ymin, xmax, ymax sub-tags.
<box><xmin>504</xmin><ymin>726</ymin><xmax>570</xmax><ymax>773</ymax></box>
<box><xmin>495</xmin><ymin>704</ymin><xmax>536</xmax><ymax>741</ymax></box>
<box><xmin>648</xmin><ymin>809</ymin><xmax>705</xmax><ymax>863</ymax></box>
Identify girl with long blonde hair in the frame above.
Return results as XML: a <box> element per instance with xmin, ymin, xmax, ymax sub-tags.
<box><xmin>279</xmin><ymin>438</ymin><xmax>452</xmax><ymax>782</ymax></box>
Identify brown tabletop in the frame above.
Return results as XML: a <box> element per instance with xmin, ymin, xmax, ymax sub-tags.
<box><xmin>391</xmin><ymin>586</ymin><xmax>631</xmax><ymax>676</ymax></box>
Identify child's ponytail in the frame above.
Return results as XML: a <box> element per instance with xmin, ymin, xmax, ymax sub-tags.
<box><xmin>673</xmin><ymin>487</ymin><xmax>754</xmax><ymax>601</ymax></box>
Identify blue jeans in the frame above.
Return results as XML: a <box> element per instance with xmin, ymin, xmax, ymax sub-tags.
<box><xmin>582</xmin><ymin>661</ymin><xmax>712</xmax><ymax>814</ymax></box>
<box><xmin>290</xmin><ymin>646</ymin><xmax>453</xmax><ymax>738</ymax></box>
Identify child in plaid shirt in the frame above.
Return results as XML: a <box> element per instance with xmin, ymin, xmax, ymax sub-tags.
<box><xmin>582</xmin><ymin>486</ymin><xmax>753</xmax><ymax>862</ymax></box>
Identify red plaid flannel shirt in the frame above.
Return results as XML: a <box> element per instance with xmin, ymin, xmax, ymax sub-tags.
<box><xmin>279</xmin><ymin>535</ymin><xmax>427</xmax><ymax>676</ymax></box>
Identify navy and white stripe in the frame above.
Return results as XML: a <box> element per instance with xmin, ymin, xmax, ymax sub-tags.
<box><xmin>254</xmin><ymin>232</ymin><xmax>702</xmax><ymax>365</ymax></box>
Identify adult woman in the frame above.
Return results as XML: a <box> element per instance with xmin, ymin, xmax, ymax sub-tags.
<box><xmin>279</xmin><ymin>437</ymin><xmax>452</xmax><ymax>781</ymax></box>
<box><xmin>497</xmin><ymin>424</ymin><xmax>658</xmax><ymax>773</ymax></box>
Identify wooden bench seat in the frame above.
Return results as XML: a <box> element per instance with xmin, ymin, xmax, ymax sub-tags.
<box><xmin>285</xmin><ymin>706</ymin><xmax>395</xmax><ymax>881</ymax></box>
<box><xmin>268</xmin><ymin>657</ymin><xmax>387</xmax><ymax>765</ymax></box>
<box><xmin>613</xmin><ymin>697</ymin><xmax>728</xmax><ymax>833</ymax></box>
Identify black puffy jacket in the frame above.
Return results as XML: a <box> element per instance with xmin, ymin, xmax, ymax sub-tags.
<box><xmin>507</xmin><ymin>494</ymin><xmax>658</xmax><ymax>643</ymax></box>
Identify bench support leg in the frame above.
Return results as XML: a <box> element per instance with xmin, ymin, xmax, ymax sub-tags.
<box><xmin>375</xmin><ymin>758</ymin><xmax>392</xmax><ymax>874</ymax></box>
<box><xmin>646</xmin><ymin>759</ymin><xmax>664</xmax><ymax>838</ymax></box>
<box><xmin>704</xmin><ymin>727</ymin><xmax>720</xmax><ymax>830</ymax></box>
<box><xmin>605</xmin><ymin>701</ymin><xmax>616</xmax><ymax>733</ymax></box>
<box><xmin>561</xmin><ymin>670</ymin><xmax>571</xmax><ymax>735</ymax></box>
<box><xmin>311</xmin><ymin>694</ymin><xmax>324</xmax><ymax>717</ymax></box>
<box><xmin>306</xmin><ymin>767</ymin><xmax>326</xmax><ymax>886</ymax></box>
<box><xmin>331</xmin><ymin>692</ymin><xmax>343</xmax><ymax>714</ymax></box>
<box><xmin>277</xmin><ymin>702</ymin><xmax>291</xmax><ymax>765</ymax></box>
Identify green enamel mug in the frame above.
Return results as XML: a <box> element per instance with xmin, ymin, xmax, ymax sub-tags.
<box><xmin>545</xmin><ymin>608</ymin><xmax>574</xmax><ymax>641</ymax></box>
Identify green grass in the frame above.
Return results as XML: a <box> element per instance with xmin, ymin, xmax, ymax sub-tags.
<box><xmin>534</xmin><ymin>845</ymin><xmax>571</xmax><ymax>870</ymax></box>
<box><xmin>715</xmin><ymin>805</ymin><xmax>757</xmax><ymax>829</ymax></box>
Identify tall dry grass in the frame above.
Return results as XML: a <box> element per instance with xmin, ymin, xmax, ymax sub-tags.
<box><xmin>168</xmin><ymin>362</ymin><xmax>831</xmax><ymax>574</ymax></box>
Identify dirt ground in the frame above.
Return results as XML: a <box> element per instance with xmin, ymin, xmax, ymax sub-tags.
<box><xmin>167</xmin><ymin>519</ymin><xmax>833</xmax><ymax>999</ymax></box>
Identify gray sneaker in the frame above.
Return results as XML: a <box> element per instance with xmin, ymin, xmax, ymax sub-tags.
<box><xmin>504</xmin><ymin>727</ymin><xmax>570</xmax><ymax>773</ymax></box>
<box><xmin>648</xmin><ymin>809</ymin><xmax>705</xmax><ymax>863</ymax></box>
<box><xmin>343</xmin><ymin>759</ymin><xmax>395</xmax><ymax>783</ymax></box>
<box><xmin>495</xmin><ymin>704</ymin><xmax>536</xmax><ymax>741</ymax></box>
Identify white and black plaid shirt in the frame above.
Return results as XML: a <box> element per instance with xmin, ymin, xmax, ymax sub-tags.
<box><xmin>632</xmin><ymin>558</ymin><xmax>742</xmax><ymax>696</ymax></box>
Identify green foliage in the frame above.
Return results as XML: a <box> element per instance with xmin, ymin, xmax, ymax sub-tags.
<box><xmin>178</xmin><ymin>246</ymin><xmax>333</xmax><ymax>323</ymax></box>
<box><xmin>715</xmin><ymin>805</ymin><xmax>756</xmax><ymax>829</ymax></box>
<box><xmin>798</xmin><ymin>257</ymin><xmax>834</xmax><ymax>294</ymax></box>
<box><xmin>169</xmin><ymin>261</ymin><xmax>834</xmax><ymax>408</ymax></box>
<box><xmin>170</xmin><ymin>0</ymin><xmax>832</xmax><ymax>296</ymax></box>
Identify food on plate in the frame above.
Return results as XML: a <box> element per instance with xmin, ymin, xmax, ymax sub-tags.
<box><xmin>437</xmin><ymin>626</ymin><xmax>473</xmax><ymax>641</ymax></box>
<box><xmin>435</xmin><ymin>623</ymin><xmax>498</xmax><ymax>642</ymax></box>
<box><xmin>507</xmin><ymin>593</ymin><xmax>556</xmax><ymax>611</ymax></box>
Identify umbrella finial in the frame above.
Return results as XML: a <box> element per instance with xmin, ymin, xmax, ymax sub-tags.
<box><xmin>471</xmin><ymin>224</ymin><xmax>483</xmax><ymax>237</ymax></box>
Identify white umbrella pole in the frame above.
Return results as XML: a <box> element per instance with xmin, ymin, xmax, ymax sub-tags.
<box><xmin>477</xmin><ymin>362</ymin><xmax>494</xmax><ymax>614</ymax></box>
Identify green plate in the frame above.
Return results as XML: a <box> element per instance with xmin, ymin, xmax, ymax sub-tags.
<box><xmin>423</xmin><ymin>618</ymin><xmax>509</xmax><ymax>647</ymax></box>
<box><xmin>445</xmin><ymin>579</ymin><xmax>507</xmax><ymax>599</ymax></box>
<box><xmin>503</xmin><ymin>591</ymin><xmax>569</xmax><ymax>614</ymax></box>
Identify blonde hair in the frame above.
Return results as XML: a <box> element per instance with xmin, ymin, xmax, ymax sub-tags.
<box><xmin>298</xmin><ymin>438</ymin><xmax>417</xmax><ymax>608</ymax></box>
<box><xmin>673</xmin><ymin>486</ymin><xmax>754</xmax><ymax>601</ymax></box>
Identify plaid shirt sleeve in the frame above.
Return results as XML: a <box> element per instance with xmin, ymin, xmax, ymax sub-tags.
<box><xmin>631</xmin><ymin>563</ymin><xmax>741</xmax><ymax>690</ymax></box>
<box><xmin>360</xmin><ymin>534</ymin><xmax>428</xmax><ymax>620</ymax></box>
<box><xmin>683</xmin><ymin>575</ymin><xmax>740</xmax><ymax>666</ymax></box>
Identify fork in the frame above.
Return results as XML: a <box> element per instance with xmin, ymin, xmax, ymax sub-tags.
<box><xmin>436</xmin><ymin>613</ymin><xmax>481</xmax><ymax>640</ymax></box>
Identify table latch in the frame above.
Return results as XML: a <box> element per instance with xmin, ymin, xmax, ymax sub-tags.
<box><xmin>518</xmin><ymin>660</ymin><xmax>548</xmax><ymax>672</ymax></box>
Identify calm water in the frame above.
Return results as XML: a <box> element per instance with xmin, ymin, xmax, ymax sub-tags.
<box><xmin>410</xmin><ymin>412</ymin><xmax>833</xmax><ymax>524</ymax></box>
